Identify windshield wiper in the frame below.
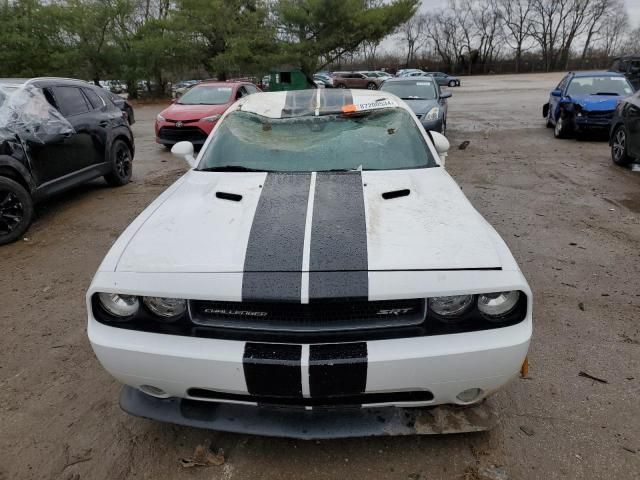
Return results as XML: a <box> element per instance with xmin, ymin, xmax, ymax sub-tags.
<box><xmin>199</xmin><ymin>165</ymin><xmax>271</xmax><ymax>172</ymax></box>
<box><xmin>400</xmin><ymin>96</ymin><xmax>427</xmax><ymax>100</ymax></box>
<box><xmin>594</xmin><ymin>92</ymin><xmax>619</xmax><ymax>96</ymax></box>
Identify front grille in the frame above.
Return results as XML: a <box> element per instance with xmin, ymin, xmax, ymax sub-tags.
<box><xmin>186</xmin><ymin>388</ymin><xmax>434</xmax><ymax>407</ymax></box>
<box><xmin>583</xmin><ymin>110</ymin><xmax>614</xmax><ymax>119</ymax></box>
<box><xmin>158</xmin><ymin>126</ymin><xmax>207</xmax><ymax>144</ymax></box>
<box><xmin>189</xmin><ymin>299</ymin><xmax>426</xmax><ymax>332</ymax></box>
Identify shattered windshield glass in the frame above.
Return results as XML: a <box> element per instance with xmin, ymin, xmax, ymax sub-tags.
<box><xmin>0</xmin><ymin>85</ymin><xmax>74</xmax><ymax>143</ymax></box>
<box><xmin>198</xmin><ymin>108</ymin><xmax>436</xmax><ymax>172</ymax></box>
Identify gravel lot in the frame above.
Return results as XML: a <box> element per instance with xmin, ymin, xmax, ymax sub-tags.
<box><xmin>1</xmin><ymin>72</ymin><xmax>639</xmax><ymax>480</ymax></box>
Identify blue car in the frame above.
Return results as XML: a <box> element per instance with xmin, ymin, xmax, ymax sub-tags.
<box><xmin>543</xmin><ymin>71</ymin><xmax>635</xmax><ymax>139</ymax></box>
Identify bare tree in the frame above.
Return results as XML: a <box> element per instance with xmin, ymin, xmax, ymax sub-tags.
<box><xmin>499</xmin><ymin>0</ymin><xmax>534</xmax><ymax>72</ymax></box>
<box><xmin>400</xmin><ymin>12</ymin><xmax>428</xmax><ymax>67</ymax></box>
<box><xmin>598</xmin><ymin>8</ymin><xmax>630</xmax><ymax>57</ymax></box>
<box><xmin>473</xmin><ymin>0</ymin><xmax>503</xmax><ymax>72</ymax></box>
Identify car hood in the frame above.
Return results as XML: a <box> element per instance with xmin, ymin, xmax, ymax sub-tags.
<box><xmin>401</xmin><ymin>99</ymin><xmax>439</xmax><ymax>116</ymax></box>
<box><xmin>569</xmin><ymin>94</ymin><xmax>625</xmax><ymax>111</ymax></box>
<box><xmin>160</xmin><ymin>103</ymin><xmax>229</xmax><ymax>121</ymax></box>
<box><xmin>115</xmin><ymin>169</ymin><xmax>503</xmax><ymax>274</ymax></box>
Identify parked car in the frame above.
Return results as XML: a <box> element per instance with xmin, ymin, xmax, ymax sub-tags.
<box><xmin>107</xmin><ymin>80</ymin><xmax>127</xmax><ymax>94</ymax></box>
<box><xmin>358</xmin><ymin>71</ymin><xmax>393</xmax><ymax>79</ymax></box>
<box><xmin>610</xmin><ymin>55</ymin><xmax>640</xmax><ymax>90</ymax></box>
<box><xmin>0</xmin><ymin>78</ymin><xmax>135</xmax><ymax>245</ymax></box>
<box><xmin>88</xmin><ymin>89</ymin><xmax>532</xmax><ymax>438</ymax></box>
<box><xmin>426</xmin><ymin>72</ymin><xmax>461</xmax><ymax>87</ymax></box>
<box><xmin>396</xmin><ymin>69</ymin><xmax>424</xmax><ymax>77</ymax></box>
<box><xmin>155</xmin><ymin>81</ymin><xmax>261</xmax><ymax>148</ymax></box>
<box><xmin>379</xmin><ymin>76</ymin><xmax>452</xmax><ymax>134</ymax></box>
<box><xmin>103</xmin><ymin>89</ymin><xmax>135</xmax><ymax>125</ymax></box>
<box><xmin>543</xmin><ymin>71</ymin><xmax>635</xmax><ymax>139</ymax></box>
<box><xmin>313</xmin><ymin>73</ymin><xmax>334</xmax><ymax>88</ymax></box>
<box><xmin>172</xmin><ymin>80</ymin><xmax>200</xmax><ymax>99</ymax></box>
<box><xmin>332</xmin><ymin>72</ymin><xmax>381</xmax><ymax>89</ymax></box>
<box><xmin>610</xmin><ymin>89</ymin><xmax>640</xmax><ymax>166</ymax></box>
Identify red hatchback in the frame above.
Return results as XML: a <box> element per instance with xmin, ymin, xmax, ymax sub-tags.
<box><xmin>155</xmin><ymin>81</ymin><xmax>261</xmax><ymax>148</ymax></box>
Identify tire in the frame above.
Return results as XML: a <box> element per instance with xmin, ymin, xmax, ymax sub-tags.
<box><xmin>366</xmin><ymin>82</ymin><xmax>377</xmax><ymax>90</ymax></box>
<box><xmin>448</xmin><ymin>80</ymin><xmax>456</xmax><ymax>87</ymax></box>
<box><xmin>554</xmin><ymin>111</ymin><xmax>572</xmax><ymax>139</ymax></box>
<box><xmin>336</xmin><ymin>83</ymin><xmax>347</xmax><ymax>89</ymax></box>
<box><xmin>0</xmin><ymin>176</ymin><xmax>34</xmax><ymax>245</ymax></box>
<box><xmin>546</xmin><ymin>106</ymin><xmax>553</xmax><ymax>128</ymax></box>
<box><xmin>611</xmin><ymin>125</ymin><xmax>633</xmax><ymax>166</ymax></box>
<box><xmin>104</xmin><ymin>139</ymin><xmax>133</xmax><ymax>187</ymax></box>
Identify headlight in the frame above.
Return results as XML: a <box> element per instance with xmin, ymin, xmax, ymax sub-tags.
<box><xmin>429</xmin><ymin>295</ymin><xmax>473</xmax><ymax>319</ymax></box>
<box><xmin>98</xmin><ymin>293</ymin><xmax>139</xmax><ymax>319</ymax></box>
<box><xmin>201</xmin><ymin>114</ymin><xmax>221</xmax><ymax>122</ymax></box>
<box><xmin>477</xmin><ymin>291</ymin><xmax>520</xmax><ymax>320</ymax></box>
<box><xmin>156</xmin><ymin>114</ymin><xmax>165</xmax><ymax>122</ymax></box>
<box><xmin>425</xmin><ymin>107</ymin><xmax>440</xmax><ymax>121</ymax></box>
<box><xmin>143</xmin><ymin>296</ymin><xmax>187</xmax><ymax>319</ymax></box>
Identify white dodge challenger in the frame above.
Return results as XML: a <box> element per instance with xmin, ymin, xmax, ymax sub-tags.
<box><xmin>87</xmin><ymin>89</ymin><xmax>532</xmax><ymax>438</ymax></box>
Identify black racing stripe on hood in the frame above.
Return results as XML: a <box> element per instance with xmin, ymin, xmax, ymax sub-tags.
<box><xmin>242</xmin><ymin>173</ymin><xmax>311</xmax><ymax>302</ymax></box>
<box><xmin>309</xmin><ymin>172</ymin><xmax>368</xmax><ymax>300</ymax></box>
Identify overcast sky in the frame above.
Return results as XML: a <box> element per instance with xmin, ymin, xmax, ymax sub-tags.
<box><xmin>419</xmin><ymin>0</ymin><xmax>640</xmax><ymax>27</ymax></box>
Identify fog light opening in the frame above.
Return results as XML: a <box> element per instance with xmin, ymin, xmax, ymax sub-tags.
<box><xmin>139</xmin><ymin>385</ymin><xmax>169</xmax><ymax>398</ymax></box>
<box><xmin>456</xmin><ymin>388</ymin><xmax>484</xmax><ymax>404</ymax></box>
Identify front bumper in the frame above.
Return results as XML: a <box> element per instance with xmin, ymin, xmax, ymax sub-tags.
<box><xmin>155</xmin><ymin>121</ymin><xmax>213</xmax><ymax>146</ymax></box>
<box><xmin>89</xmin><ymin>313</ymin><xmax>531</xmax><ymax>409</ymax></box>
<box><xmin>120</xmin><ymin>386</ymin><xmax>498</xmax><ymax>439</ymax></box>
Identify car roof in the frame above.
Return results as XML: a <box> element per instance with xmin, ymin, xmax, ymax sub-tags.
<box><xmin>571</xmin><ymin>71</ymin><xmax>626</xmax><ymax>78</ymax></box>
<box><xmin>196</xmin><ymin>81</ymin><xmax>247</xmax><ymax>87</ymax></box>
<box><xmin>237</xmin><ymin>89</ymin><xmax>410</xmax><ymax>119</ymax></box>
<box><xmin>0</xmin><ymin>77</ymin><xmax>97</xmax><ymax>88</ymax></box>
<box><xmin>383</xmin><ymin>76</ymin><xmax>435</xmax><ymax>83</ymax></box>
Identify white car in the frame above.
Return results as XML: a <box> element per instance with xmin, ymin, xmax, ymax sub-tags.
<box><xmin>87</xmin><ymin>89</ymin><xmax>532</xmax><ymax>438</ymax></box>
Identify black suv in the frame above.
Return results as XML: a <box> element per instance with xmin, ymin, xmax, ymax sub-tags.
<box><xmin>0</xmin><ymin>78</ymin><xmax>135</xmax><ymax>245</ymax></box>
<box><xmin>610</xmin><ymin>56</ymin><xmax>640</xmax><ymax>90</ymax></box>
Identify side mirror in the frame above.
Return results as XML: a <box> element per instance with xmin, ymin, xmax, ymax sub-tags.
<box><xmin>440</xmin><ymin>91</ymin><xmax>452</xmax><ymax>99</ymax></box>
<box><xmin>171</xmin><ymin>141</ymin><xmax>197</xmax><ymax>168</ymax></box>
<box><xmin>551</xmin><ymin>89</ymin><xmax>562</xmax><ymax>97</ymax></box>
<box><xmin>430</xmin><ymin>131</ymin><xmax>450</xmax><ymax>166</ymax></box>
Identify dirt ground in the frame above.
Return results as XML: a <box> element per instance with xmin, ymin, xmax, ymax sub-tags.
<box><xmin>1</xmin><ymin>72</ymin><xmax>639</xmax><ymax>480</ymax></box>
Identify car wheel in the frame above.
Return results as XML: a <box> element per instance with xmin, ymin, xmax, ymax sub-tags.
<box><xmin>0</xmin><ymin>176</ymin><xmax>34</xmax><ymax>245</ymax></box>
<box><xmin>442</xmin><ymin>120</ymin><xmax>447</xmax><ymax>136</ymax></box>
<box><xmin>337</xmin><ymin>83</ymin><xmax>346</xmax><ymax>89</ymax></box>
<box><xmin>448</xmin><ymin>80</ymin><xmax>456</xmax><ymax>87</ymax></box>
<box><xmin>126</xmin><ymin>106</ymin><xmax>135</xmax><ymax>125</ymax></box>
<box><xmin>366</xmin><ymin>82</ymin><xmax>377</xmax><ymax>90</ymax></box>
<box><xmin>553</xmin><ymin>112</ymin><xmax>572</xmax><ymax>139</ymax></box>
<box><xmin>611</xmin><ymin>125</ymin><xmax>632</xmax><ymax>166</ymax></box>
<box><xmin>105</xmin><ymin>139</ymin><xmax>133</xmax><ymax>187</ymax></box>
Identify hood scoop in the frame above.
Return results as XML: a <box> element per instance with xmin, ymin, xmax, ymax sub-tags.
<box><xmin>216</xmin><ymin>191</ymin><xmax>243</xmax><ymax>202</ymax></box>
<box><xmin>382</xmin><ymin>189</ymin><xmax>410</xmax><ymax>200</ymax></box>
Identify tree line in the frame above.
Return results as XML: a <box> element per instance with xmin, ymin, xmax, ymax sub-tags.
<box><xmin>1</xmin><ymin>0</ymin><xmax>638</xmax><ymax>95</ymax></box>
<box><xmin>387</xmin><ymin>0</ymin><xmax>638</xmax><ymax>74</ymax></box>
<box><xmin>0</xmin><ymin>0</ymin><xmax>417</xmax><ymax>96</ymax></box>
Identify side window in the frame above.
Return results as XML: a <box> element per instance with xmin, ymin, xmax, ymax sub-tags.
<box><xmin>42</xmin><ymin>88</ymin><xmax>58</xmax><ymax>109</ymax></box>
<box><xmin>53</xmin><ymin>86</ymin><xmax>89</xmax><ymax>117</ymax></box>
<box><xmin>631</xmin><ymin>60</ymin><xmax>640</xmax><ymax>72</ymax></box>
<box><xmin>235</xmin><ymin>88</ymin><xmax>246</xmax><ymax>100</ymax></box>
<box><xmin>244</xmin><ymin>84</ymin><xmax>258</xmax><ymax>94</ymax></box>
<box><xmin>280</xmin><ymin>72</ymin><xmax>292</xmax><ymax>84</ymax></box>
<box><xmin>82</xmin><ymin>88</ymin><xmax>104</xmax><ymax>110</ymax></box>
